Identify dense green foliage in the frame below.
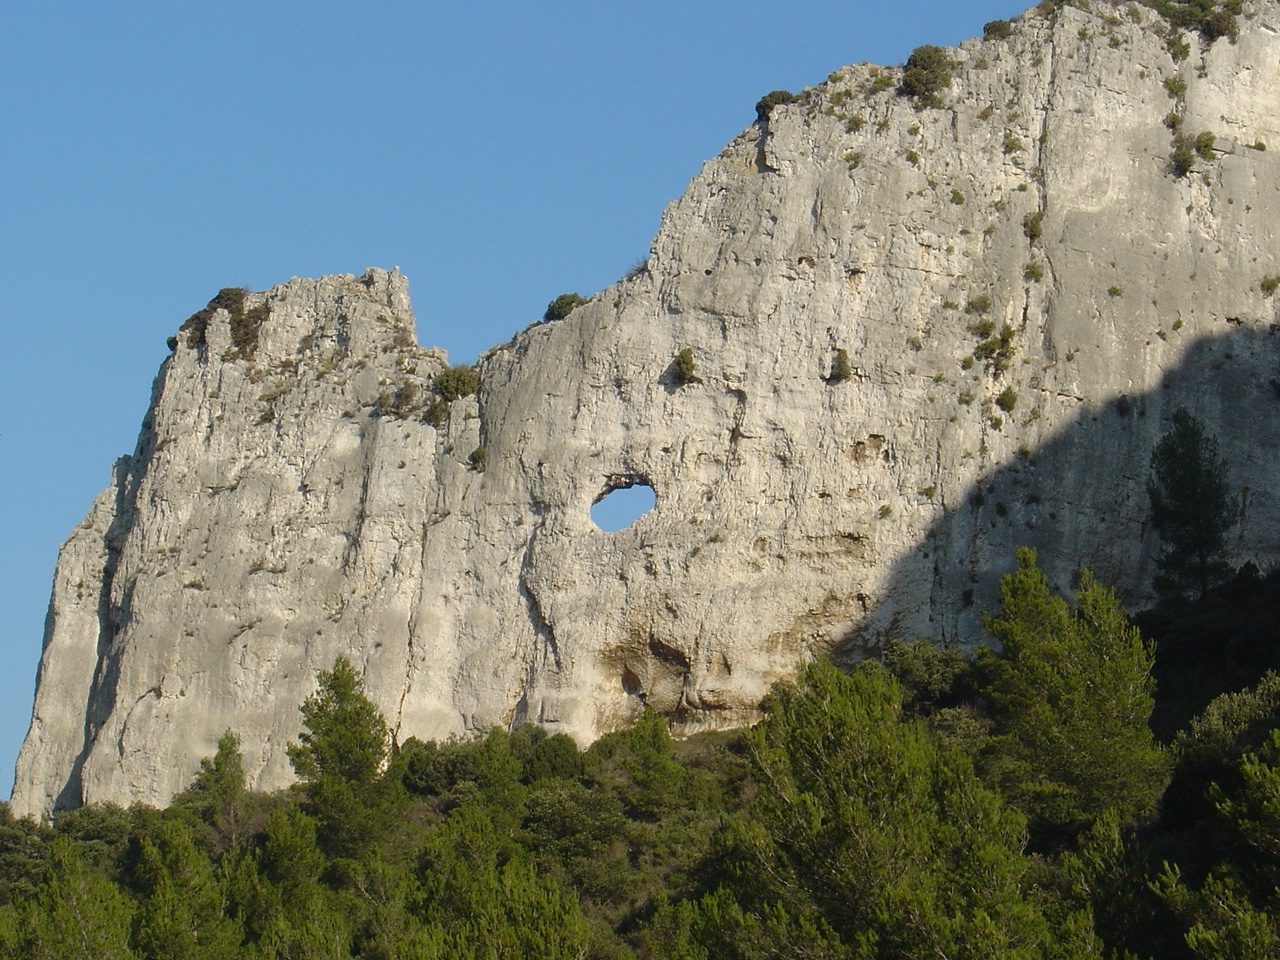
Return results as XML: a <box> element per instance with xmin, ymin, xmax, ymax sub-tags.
<box><xmin>544</xmin><ymin>292</ymin><xmax>588</xmax><ymax>322</ymax></box>
<box><xmin>431</xmin><ymin>364</ymin><xmax>479</xmax><ymax>403</ymax></box>
<box><xmin>6</xmin><ymin>549</ymin><xmax>1280</xmax><ymax>959</ymax></box>
<box><xmin>981</xmin><ymin>549</ymin><xmax>1169</xmax><ymax>847</ymax></box>
<box><xmin>899</xmin><ymin>45</ymin><xmax>953</xmax><ymax>107</ymax></box>
<box><xmin>754</xmin><ymin>90</ymin><xmax>797</xmax><ymax>122</ymax></box>
<box><xmin>984</xmin><ymin>18</ymin><xmax>1014</xmax><ymax>40</ymax></box>
<box><xmin>702</xmin><ymin>660</ymin><xmax>1067</xmax><ymax>958</ymax></box>
<box><xmin>1144</xmin><ymin>0</ymin><xmax>1242</xmax><ymax>42</ymax></box>
<box><xmin>1038</xmin><ymin>1</ymin><xmax>1241</xmax><ymax>44</ymax></box>
<box><xmin>672</xmin><ymin>347</ymin><xmax>698</xmax><ymax>385</ymax></box>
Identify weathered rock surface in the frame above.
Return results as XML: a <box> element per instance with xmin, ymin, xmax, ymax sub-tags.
<box><xmin>14</xmin><ymin>2</ymin><xmax>1280</xmax><ymax>818</ymax></box>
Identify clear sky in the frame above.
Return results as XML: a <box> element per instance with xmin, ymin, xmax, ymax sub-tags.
<box><xmin>0</xmin><ymin>0</ymin><xmax>1026</xmax><ymax>803</ymax></box>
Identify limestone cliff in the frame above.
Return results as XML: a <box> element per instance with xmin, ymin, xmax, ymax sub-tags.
<box><xmin>14</xmin><ymin>2</ymin><xmax>1280</xmax><ymax>818</ymax></box>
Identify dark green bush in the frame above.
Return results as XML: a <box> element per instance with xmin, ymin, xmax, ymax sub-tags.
<box><xmin>1150</xmin><ymin>0</ymin><xmax>1239</xmax><ymax>41</ymax></box>
<box><xmin>996</xmin><ymin>386</ymin><xmax>1019</xmax><ymax>413</ymax></box>
<box><xmin>1023</xmin><ymin>210</ymin><xmax>1045</xmax><ymax>241</ymax></box>
<box><xmin>1193</xmin><ymin>130</ymin><xmax>1216</xmax><ymax>159</ymax></box>
<box><xmin>180</xmin><ymin>287</ymin><xmax>249</xmax><ymax>350</ymax></box>
<box><xmin>755</xmin><ymin>89</ymin><xmax>798</xmax><ymax>122</ymax></box>
<box><xmin>672</xmin><ymin>348</ymin><xmax>698</xmax><ymax>385</ymax></box>
<box><xmin>544</xmin><ymin>293</ymin><xmax>587</xmax><ymax>322</ymax></box>
<box><xmin>1170</xmin><ymin>134</ymin><xmax>1196</xmax><ymax>176</ymax></box>
<box><xmin>378</xmin><ymin>381</ymin><xmax>422</xmax><ymax>419</ymax></box>
<box><xmin>900</xmin><ymin>45</ymin><xmax>954</xmax><ymax>107</ymax></box>
<box><xmin>424</xmin><ymin>397</ymin><xmax>450</xmax><ymax>430</ymax></box>
<box><xmin>965</xmin><ymin>294</ymin><xmax>993</xmax><ymax>315</ymax></box>
<box><xmin>868</xmin><ymin>73</ymin><xmax>896</xmax><ymax>94</ymax></box>
<box><xmin>974</xmin><ymin>324</ymin><xmax>1017</xmax><ymax>374</ymax></box>
<box><xmin>984</xmin><ymin>19</ymin><xmax>1014</xmax><ymax>40</ymax></box>
<box><xmin>969</xmin><ymin>317</ymin><xmax>996</xmax><ymax>338</ymax></box>
<box><xmin>432</xmin><ymin>365</ymin><xmax>479</xmax><ymax>402</ymax></box>
<box><xmin>469</xmin><ymin>445</ymin><xmax>487</xmax><ymax>472</ymax></box>
<box><xmin>1118</xmin><ymin>2</ymin><xmax>1241</xmax><ymax>44</ymax></box>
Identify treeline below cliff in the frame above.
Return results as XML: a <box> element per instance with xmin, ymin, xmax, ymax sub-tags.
<box><xmin>4</xmin><ymin>549</ymin><xmax>1280</xmax><ymax>959</ymax></box>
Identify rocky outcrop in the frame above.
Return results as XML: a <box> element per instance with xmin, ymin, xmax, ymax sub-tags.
<box><xmin>14</xmin><ymin>2</ymin><xmax>1280</xmax><ymax>818</ymax></box>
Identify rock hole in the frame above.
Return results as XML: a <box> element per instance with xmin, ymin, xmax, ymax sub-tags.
<box><xmin>592</xmin><ymin>476</ymin><xmax>656</xmax><ymax>531</ymax></box>
<box><xmin>621</xmin><ymin>667</ymin><xmax>643</xmax><ymax>697</ymax></box>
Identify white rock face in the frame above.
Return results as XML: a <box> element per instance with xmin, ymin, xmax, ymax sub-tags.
<box><xmin>14</xmin><ymin>3</ymin><xmax>1280</xmax><ymax>818</ymax></box>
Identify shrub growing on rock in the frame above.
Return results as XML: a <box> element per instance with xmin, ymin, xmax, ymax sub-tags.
<box><xmin>1023</xmin><ymin>210</ymin><xmax>1045</xmax><ymax>241</ymax></box>
<box><xmin>1194</xmin><ymin>130</ymin><xmax>1216</xmax><ymax>159</ymax></box>
<box><xmin>1171</xmin><ymin>134</ymin><xmax>1197</xmax><ymax>176</ymax></box>
<box><xmin>672</xmin><ymin>348</ymin><xmax>698</xmax><ymax>385</ymax></box>
<box><xmin>544</xmin><ymin>293</ymin><xmax>587</xmax><ymax>322</ymax></box>
<box><xmin>755</xmin><ymin>89</ymin><xmax>798</xmax><ymax>122</ymax></box>
<box><xmin>984</xmin><ymin>19</ymin><xmax>1014</xmax><ymax>40</ymax></box>
<box><xmin>900</xmin><ymin>45</ymin><xmax>954</xmax><ymax>107</ymax></box>
<box><xmin>433</xmin><ymin>365</ymin><xmax>479</xmax><ymax>402</ymax></box>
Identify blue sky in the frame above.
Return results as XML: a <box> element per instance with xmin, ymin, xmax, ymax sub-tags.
<box><xmin>0</xmin><ymin>0</ymin><xmax>1024</xmax><ymax>802</ymax></box>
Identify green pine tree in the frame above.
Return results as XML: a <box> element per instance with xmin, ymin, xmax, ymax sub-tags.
<box><xmin>288</xmin><ymin>657</ymin><xmax>388</xmax><ymax>785</ymax></box>
<box><xmin>13</xmin><ymin>835</ymin><xmax>136</xmax><ymax>960</ymax></box>
<box><xmin>0</xmin><ymin>803</ymin><xmax>50</xmax><ymax>906</ymax></box>
<box><xmin>981</xmin><ymin>548</ymin><xmax>1169</xmax><ymax>847</ymax></box>
<box><xmin>239</xmin><ymin>805</ymin><xmax>354</xmax><ymax>958</ymax></box>
<box><xmin>172</xmin><ymin>730</ymin><xmax>256</xmax><ymax>860</ymax></box>
<box><xmin>418</xmin><ymin>804</ymin><xmax>591</xmax><ymax>959</ymax></box>
<box><xmin>131</xmin><ymin>820</ymin><xmax>241</xmax><ymax>960</ymax></box>
<box><xmin>287</xmin><ymin>656</ymin><xmax>395</xmax><ymax>858</ymax></box>
<box><xmin>710</xmin><ymin>658</ymin><xmax>1075</xmax><ymax>959</ymax></box>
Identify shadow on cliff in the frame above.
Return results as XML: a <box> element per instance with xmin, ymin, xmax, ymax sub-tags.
<box><xmin>53</xmin><ymin>358</ymin><xmax>171</xmax><ymax>812</ymax></box>
<box><xmin>845</xmin><ymin>322</ymin><xmax>1280</xmax><ymax>663</ymax></box>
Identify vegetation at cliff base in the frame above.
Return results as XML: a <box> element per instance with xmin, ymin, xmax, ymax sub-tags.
<box><xmin>6</xmin><ymin>544</ymin><xmax>1280</xmax><ymax>959</ymax></box>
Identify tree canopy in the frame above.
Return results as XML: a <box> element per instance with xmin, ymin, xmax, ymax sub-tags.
<box><xmin>7</xmin><ymin>549</ymin><xmax>1280</xmax><ymax>959</ymax></box>
<box><xmin>981</xmin><ymin>548</ymin><xmax>1169</xmax><ymax>846</ymax></box>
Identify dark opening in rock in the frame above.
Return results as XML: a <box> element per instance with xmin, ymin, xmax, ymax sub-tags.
<box><xmin>592</xmin><ymin>476</ymin><xmax>656</xmax><ymax>531</ymax></box>
<box><xmin>621</xmin><ymin>667</ymin><xmax>643</xmax><ymax>697</ymax></box>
